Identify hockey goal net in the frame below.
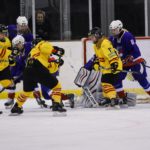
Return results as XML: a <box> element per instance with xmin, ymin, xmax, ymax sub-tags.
<box><xmin>82</xmin><ymin>37</ymin><xmax>150</xmax><ymax>102</ymax></box>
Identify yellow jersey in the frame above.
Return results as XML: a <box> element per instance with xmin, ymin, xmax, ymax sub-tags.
<box><xmin>0</xmin><ymin>37</ymin><xmax>11</xmax><ymax>50</ymax></box>
<box><xmin>48</xmin><ymin>61</ymin><xmax>59</xmax><ymax>74</ymax></box>
<box><xmin>30</xmin><ymin>41</ymin><xmax>54</xmax><ymax>69</ymax></box>
<box><xmin>0</xmin><ymin>49</ymin><xmax>12</xmax><ymax>71</ymax></box>
<box><xmin>93</xmin><ymin>37</ymin><xmax>122</xmax><ymax>74</ymax></box>
<box><xmin>0</xmin><ymin>37</ymin><xmax>12</xmax><ymax>71</ymax></box>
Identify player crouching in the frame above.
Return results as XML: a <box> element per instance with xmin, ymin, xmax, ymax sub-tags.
<box><xmin>88</xmin><ymin>27</ymin><xmax>125</xmax><ymax>108</ymax></box>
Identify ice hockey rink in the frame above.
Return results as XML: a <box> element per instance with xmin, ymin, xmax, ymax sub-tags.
<box><xmin>1</xmin><ymin>99</ymin><xmax>150</xmax><ymax>150</ymax></box>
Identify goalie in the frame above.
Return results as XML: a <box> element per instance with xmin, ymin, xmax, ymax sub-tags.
<box><xmin>75</xmin><ymin>27</ymin><xmax>136</xmax><ymax>108</ymax></box>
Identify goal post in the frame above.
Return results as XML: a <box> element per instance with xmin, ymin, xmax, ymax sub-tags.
<box><xmin>81</xmin><ymin>36</ymin><xmax>150</xmax><ymax>99</ymax></box>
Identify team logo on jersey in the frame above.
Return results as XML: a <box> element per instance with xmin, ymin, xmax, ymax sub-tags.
<box><xmin>130</xmin><ymin>39</ymin><xmax>135</xmax><ymax>45</ymax></box>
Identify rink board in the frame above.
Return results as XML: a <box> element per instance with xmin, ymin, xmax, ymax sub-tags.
<box><xmin>0</xmin><ymin>38</ymin><xmax>150</xmax><ymax>99</ymax></box>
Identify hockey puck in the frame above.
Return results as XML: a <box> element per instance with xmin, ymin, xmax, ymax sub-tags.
<box><xmin>0</xmin><ymin>111</ymin><xmax>3</xmax><ymax>114</ymax></box>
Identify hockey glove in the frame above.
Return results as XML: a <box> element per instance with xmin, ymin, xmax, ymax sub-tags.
<box><xmin>122</xmin><ymin>55</ymin><xmax>134</xmax><ymax>67</ymax></box>
<box><xmin>8</xmin><ymin>55</ymin><xmax>16</xmax><ymax>65</ymax></box>
<box><xmin>93</xmin><ymin>57</ymin><xmax>100</xmax><ymax>71</ymax></box>
<box><xmin>48</xmin><ymin>57</ymin><xmax>64</xmax><ymax>67</ymax></box>
<box><xmin>56</xmin><ymin>59</ymin><xmax>64</xmax><ymax>66</ymax></box>
<box><xmin>26</xmin><ymin>58</ymin><xmax>35</xmax><ymax>68</ymax></box>
<box><xmin>12</xmin><ymin>47</ymin><xmax>21</xmax><ymax>57</ymax></box>
<box><xmin>53</xmin><ymin>46</ymin><xmax>65</xmax><ymax>56</ymax></box>
<box><xmin>110</xmin><ymin>62</ymin><xmax>118</xmax><ymax>73</ymax></box>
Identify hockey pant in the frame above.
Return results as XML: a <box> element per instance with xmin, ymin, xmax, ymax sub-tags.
<box><xmin>0</xmin><ymin>79</ymin><xmax>14</xmax><ymax>92</ymax></box>
<box><xmin>115</xmin><ymin>63</ymin><xmax>150</xmax><ymax>96</ymax></box>
<box><xmin>101</xmin><ymin>82</ymin><xmax>116</xmax><ymax>99</ymax></box>
<box><xmin>16</xmin><ymin>82</ymin><xmax>62</xmax><ymax>108</ymax></box>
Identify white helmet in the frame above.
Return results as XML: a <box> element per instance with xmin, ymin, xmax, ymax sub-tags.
<box><xmin>12</xmin><ymin>35</ymin><xmax>25</xmax><ymax>47</ymax></box>
<box><xmin>109</xmin><ymin>20</ymin><xmax>123</xmax><ymax>35</ymax></box>
<box><xmin>16</xmin><ymin>16</ymin><xmax>28</xmax><ymax>26</ymax></box>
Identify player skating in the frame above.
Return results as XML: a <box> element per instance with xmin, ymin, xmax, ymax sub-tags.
<box><xmin>0</xmin><ymin>25</ymin><xmax>22</xmax><ymax>113</ymax></box>
<box><xmin>10</xmin><ymin>38</ymin><xmax>66</xmax><ymax>116</ymax></box>
<box><xmin>5</xmin><ymin>17</ymin><xmax>45</xmax><ymax>108</ymax></box>
<box><xmin>109</xmin><ymin>20</ymin><xmax>150</xmax><ymax>100</ymax></box>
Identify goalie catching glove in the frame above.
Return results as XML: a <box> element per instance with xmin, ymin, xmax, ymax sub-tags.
<box><xmin>53</xmin><ymin>46</ymin><xmax>65</xmax><ymax>57</ymax></box>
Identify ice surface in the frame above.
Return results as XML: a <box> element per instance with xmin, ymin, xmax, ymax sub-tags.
<box><xmin>0</xmin><ymin>99</ymin><xmax>150</xmax><ymax>150</ymax></box>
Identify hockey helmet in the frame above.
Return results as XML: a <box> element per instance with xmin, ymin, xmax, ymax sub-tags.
<box><xmin>12</xmin><ymin>35</ymin><xmax>25</xmax><ymax>47</ymax></box>
<box><xmin>88</xmin><ymin>27</ymin><xmax>104</xmax><ymax>38</ymax></box>
<box><xmin>0</xmin><ymin>24</ymin><xmax>8</xmax><ymax>34</ymax></box>
<box><xmin>109</xmin><ymin>20</ymin><xmax>123</xmax><ymax>35</ymax></box>
<box><xmin>16</xmin><ymin>16</ymin><xmax>28</xmax><ymax>26</ymax></box>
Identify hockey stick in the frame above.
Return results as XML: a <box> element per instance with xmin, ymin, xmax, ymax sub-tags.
<box><xmin>0</xmin><ymin>82</ymin><xmax>15</xmax><ymax>93</ymax></box>
<box><xmin>116</xmin><ymin>69</ymin><xmax>140</xmax><ymax>74</ymax></box>
<box><xmin>35</xmin><ymin>97</ymin><xmax>51</xmax><ymax>109</ymax></box>
<box><xmin>83</xmin><ymin>86</ymin><xmax>99</xmax><ymax>107</ymax></box>
<box><xmin>99</xmin><ymin>66</ymin><xmax>141</xmax><ymax>74</ymax></box>
<box><xmin>144</xmin><ymin>64</ymin><xmax>150</xmax><ymax>69</ymax></box>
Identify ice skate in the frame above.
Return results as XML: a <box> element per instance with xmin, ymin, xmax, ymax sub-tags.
<box><xmin>119</xmin><ymin>97</ymin><xmax>128</xmax><ymax>109</ymax></box>
<box><xmin>4</xmin><ymin>99</ymin><xmax>14</xmax><ymax>109</ymax></box>
<box><xmin>106</xmin><ymin>98</ymin><xmax>120</xmax><ymax>110</ymax></box>
<box><xmin>9</xmin><ymin>103</ymin><xmax>23</xmax><ymax>116</ymax></box>
<box><xmin>67</xmin><ymin>94</ymin><xmax>75</xmax><ymax>108</ymax></box>
<box><xmin>99</xmin><ymin>98</ymin><xmax>111</xmax><ymax>107</ymax></box>
<box><xmin>52</xmin><ymin>102</ymin><xmax>67</xmax><ymax>117</ymax></box>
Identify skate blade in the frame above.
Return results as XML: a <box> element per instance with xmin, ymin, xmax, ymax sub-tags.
<box><xmin>9</xmin><ymin>113</ymin><xmax>22</xmax><ymax>116</ymax></box>
<box><xmin>119</xmin><ymin>104</ymin><xmax>128</xmax><ymax>109</ymax></box>
<box><xmin>106</xmin><ymin>105</ymin><xmax>120</xmax><ymax>110</ymax></box>
<box><xmin>52</xmin><ymin>111</ymin><xmax>67</xmax><ymax>117</ymax></box>
<box><xmin>5</xmin><ymin>105</ymin><xmax>13</xmax><ymax>109</ymax></box>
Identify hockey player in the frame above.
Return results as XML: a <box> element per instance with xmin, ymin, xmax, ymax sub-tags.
<box><xmin>0</xmin><ymin>24</ymin><xmax>11</xmax><ymax>49</ymax></box>
<box><xmin>8</xmin><ymin>16</ymin><xmax>33</xmax><ymax>41</ymax></box>
<box><xmin>41</xmin><ymin>55</ymin><xmax>75</xmax><ymax>108</ymax></box>
<box><xmin>5</xmin><ymin>16</ymin><xmax>44</xmax><ymax>108</ymax></box>
<box><xmin>0</xmin><ymin>24</ymin><xmax>12</xmax><ymax>114</ymax></box>
<box><xmin>0</xmin><ymin>26</ymin><xmax>20</xmax><ymax>113</ymax></box>
<box><xmin>0</xmin><ymin>24</ymin><xmax>13</xmax><ymax>91</ymax></box>
<box><xmin>88</xmin><ymin>27</ymin><xmax>123</xmax><ymax>107</ymax></box>
<box><xmin>10</xmin><ymin>39</ymin><xmax>66</xmax><ymax>115</ymax></box>
<box><xmin>109</xmin><ymin>20</ymin><xmax>150</xmax><ymax>100</ymax></box>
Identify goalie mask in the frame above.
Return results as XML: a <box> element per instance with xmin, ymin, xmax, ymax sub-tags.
<box><xmin>88</xmin><ymin>27</ymin><xmax>104</xmax><ymax>38</ymax></box>
<box><xmin>88</xmin><ymin>27</ymin><xmax>104</xmax><ymax>43</ymax></box>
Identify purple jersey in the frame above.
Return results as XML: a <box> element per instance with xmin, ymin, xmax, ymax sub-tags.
<box><xmin>109</xmin><ymin>30</ymin><xmax>142</xmax><ymax>62</ymax></box>
<box><xmin>8</xmin><ymin>24</ymin><xmax>33</xmax><ymax>79</ymax></box>
<box><xmin>109</xmin><ymin>30</ymin><xmax>150</xmax><ymax>93</ymax></box>
<box><xmin>10</xmin><ymin>42</ymin><xmax>32</xmax><ymax>78</ymax></box>
<box><xmin>8</xmin><ymin>24</ymin><xmax>33</xmax><ymax>42</ymax></box>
